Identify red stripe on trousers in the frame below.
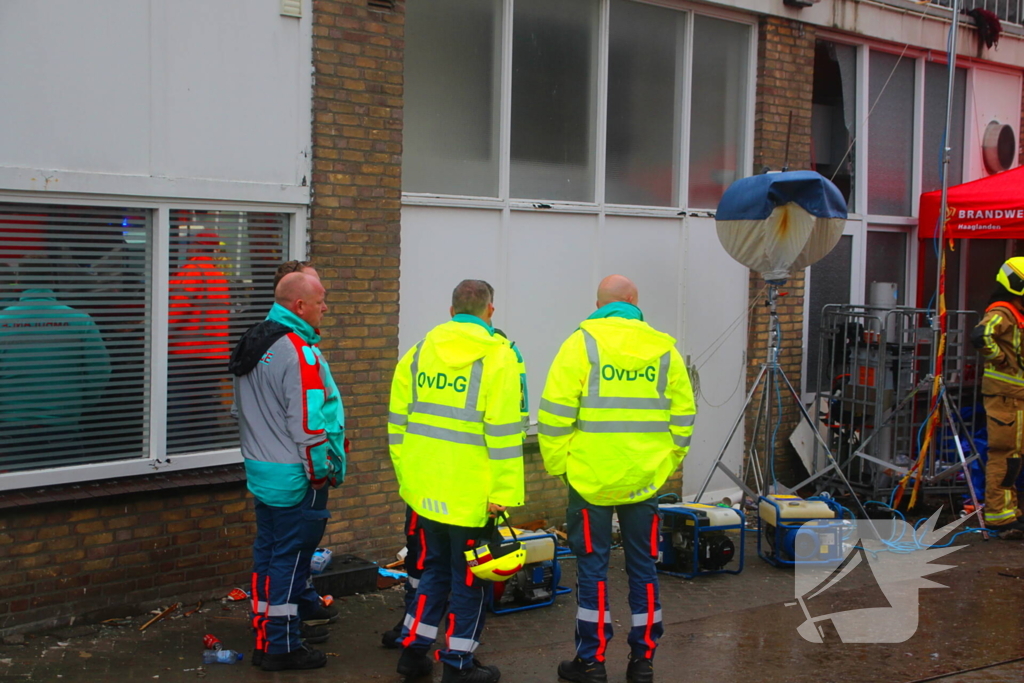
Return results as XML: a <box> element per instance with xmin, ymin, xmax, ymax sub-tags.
<box><xmin>650</xmin><ymin>514</ymin><xmax>660</xmax><ymax>557</ymax></box>
<box><xmin>643</xmin><ymin>582</ymin><xmax>657</xmax><ymax>658</ymax></box>
<box><xmin>260</xmin><ymin>576</ymin><xmax>270</xmax><ymax>652</ymax></box>
<box><xmin>417</xmin><ymin>528</ymin><xmax>427</xmax><ymax>571</ymax></box>
<box><xmin>582</xmin><ymin>509</ymin><xmax>593</xmax><ymax>554</ymax></box>
<box><xmin>408</xmin><ymin>511</ymin><xmax>419</xmax><ymax>535</ymax></box>
<box><xmin>446</xmin><ymin>613</ymin><xmax>456</xmax><ymax>651</ymax></box>
<box><xmin>596</xmin><ymin>580</ymin><xmax>607</xmax><ymax>662</ymax></box>
<box><xmin>403</xmin><ymin>593</ymin><xmax>428</xmax><ymax>648</ymax></box>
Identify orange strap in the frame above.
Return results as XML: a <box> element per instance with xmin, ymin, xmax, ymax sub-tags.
<box><xmin>986</xmin><ymin>301</ymin><xmax>1024</xmax><ymax>329</ymax></box>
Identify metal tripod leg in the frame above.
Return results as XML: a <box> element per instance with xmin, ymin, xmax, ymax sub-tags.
<box><xmin>940</xmin><ymin>390</ymin><xmax>987</xmax><ymax>539</ymax></box>
<box><xmin>778</xmin><ymin>368</ymin><xmax>882</xmax><ymax>540</ymax></box>
<box><xmin>694</xmin><ymin>364</ymin><xmax>766</xmax><ymax>503</ymax></box>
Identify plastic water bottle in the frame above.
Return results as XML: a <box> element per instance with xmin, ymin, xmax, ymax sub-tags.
<box><xmin>202</xmin><ymin>649</ymin><xmax>243</xmax><ymax>664</ymax></box>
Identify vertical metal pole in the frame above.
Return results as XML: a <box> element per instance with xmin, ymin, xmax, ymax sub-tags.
<box><xmin>933</xmin><ymin>0</ymin><xmax>961</xmax><ymax>324</ymax></box>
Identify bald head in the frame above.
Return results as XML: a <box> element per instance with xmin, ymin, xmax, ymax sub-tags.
<box><xmin>276</xmin><ymin>272</ymin><xmax>327</xmax><ymax>327</ymax></box>
<box><xmin>596</xmin><ymin>274</ymin><xmax>638</xmax><ymax>308</ymax></box>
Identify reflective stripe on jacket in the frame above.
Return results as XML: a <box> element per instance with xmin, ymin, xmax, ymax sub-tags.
<box><xmin>538</xmin><ymin>315</ymin><xmax>696</xmax><ymax>506</ymax></box>
<box><xmin>388</xmin><ymin>318</ymin><xmax>525</xmax><ymax>527</ymax></box>
<box><xmin>973</xmin><ymin>302</ymin><xmax>1024</xmax><ymax>400</ymax></box>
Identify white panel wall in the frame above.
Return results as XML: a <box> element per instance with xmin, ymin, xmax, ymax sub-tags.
<box><xmin>0</xmin><ymin>0</ymin><xmax>311</xmax><ymax>190</ymax></box>
<box><xmin>399</xmin><ymin>208</ymin><xmax>749</xmax><ymax>502</ymax></box>
<box><xmin>682</xmin><ymin>218</ymin><xmax>749</xmax><ymax>502</ymax></box>
<box><xmin>505</xmin><ymin>211</ymin><xmax>600</xmax><ymax>414</ymax></box>
<box><xmin>965</xmin><ymin>68</ymin><xmax>1023</xmax><ymax>181</ymax></box>
<box><xmin>398</xmin><ymin>206</ymin><xmax>503</xmax><ymax>350</ymax></box>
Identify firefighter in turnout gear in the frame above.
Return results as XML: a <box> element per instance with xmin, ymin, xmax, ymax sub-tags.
<box><xmin>539</xmin><ymin>275</ymin><xmax>696</xmax><ymax>683</ymax></box>
<box><xmin>388</xmin><ymin>279</ymin><xmax>525</xmax><ymax>683</ymax></box>
<box><xmin>971</xmin><ymin>257</ymin><xmax>1024</xmax><ymax>538</ymax></box>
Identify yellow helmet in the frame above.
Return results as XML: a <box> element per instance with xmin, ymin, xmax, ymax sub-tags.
<box><xmin>997</xmin><ymin>258</ymin><xmax>1024</xmax><ymax>296</ymax></box>
<box><xmin>464</xmin><ymin>512</ymin><xmax>526</xmax><ymax>582</ymax></box>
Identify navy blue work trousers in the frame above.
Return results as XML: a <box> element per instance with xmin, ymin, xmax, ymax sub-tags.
<box><xmin>251</xmin><ymin>486</ymin><xmax>330</xmax><ymax>655</ymax></box>
<box><xmin>567</xmin><ymin>485</ymin><xmax>664</xmax><ymax>663</ymax></box>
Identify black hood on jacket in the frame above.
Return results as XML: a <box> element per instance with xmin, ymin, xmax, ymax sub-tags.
<box><xmin>228</xmin><ymin>320</ymin><xmax>292</xmax><ymax>377</ymax></box>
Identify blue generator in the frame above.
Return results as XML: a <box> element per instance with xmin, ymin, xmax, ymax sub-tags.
<box><xmin>656</xmin><ymin>503</ymin><xmax>745</xmax><ymax>579</ymax></box>
<box><xmin>757</xmin><ymin>495</ymin><xmax>845</xmax><ymax>567</ymax></box>
<box><xmin>488</xmin><ymin>530</ymin><xmax>571</xmax><ymax>614</ymax></box>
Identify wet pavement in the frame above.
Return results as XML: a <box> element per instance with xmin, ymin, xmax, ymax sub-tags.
<box><xmin>1</xmin><ymin>532</ymin><xmax>1022</xmax><ymax>683</ymax></box>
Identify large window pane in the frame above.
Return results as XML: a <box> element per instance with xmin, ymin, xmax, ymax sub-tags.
<box><xmin>865</xmin><ymin>230</ymin><xmax>907</xmax><ymax>304</ymax></box>
<box><xmin>689</xmin><ymin>16</ymin><xmax>750</xmax><ymax>209</ymax></box>
<box><xmin>922</xmin><ymin>64</ymin><xmax>967</xmax><ymax>194</ymax></box>
<box><xmin>511</xmin><ymin>0</ymin><xmax>599</xmax><ymax>202</ymax></box>
<box><xmin>812</xmin><ymin>41</ymin><xmax>857</xmax><ymax>210</ymax></box>
<box><xmin>965</xmin><ymin>240</ymin><xmax>1006</xmax><ymax>314</ymax></box>
<box><xmin>922</xmin><ymin>239</ymin><xmax>962</xmax><ymax>311</ymax></box>
<box><xmin>868</xmin><ymin>51</ymin><xmax>915</xmax><ymax>216</ymax></box>
<box><xmin>0</xmin><ymin>204</ymin><xmax>152</xmax><ymax>471</ymax></box>
<box><xmin>605</xmin><ymin>0</ymin><xmax>685</xmax><ymax>206</ymax></box>
<box><xmin>807</xmin><ymin>234</ymin><xmax>853</xmax><ymax>393</ymax></box>
<box><xmin>404</xmin><ymin>0</ymin><xmax>501</xmax><ymax>196</ymax></box>
<box><xmin>167</xmin><ymin>210</ymin><xmax>287</xmax><ymax>455</ymax></box>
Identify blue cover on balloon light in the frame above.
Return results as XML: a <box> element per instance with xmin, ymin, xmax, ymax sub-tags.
<box><xmin>716</xmin><ymin>171</ymin><xmax>848</xmax><ymax>221</ymax></box>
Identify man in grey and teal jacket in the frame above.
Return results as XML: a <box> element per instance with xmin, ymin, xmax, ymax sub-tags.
<box><xmin>229</xmin><ymin>272</ymin><xmax>346</xmax><ymax>672</ymax></box>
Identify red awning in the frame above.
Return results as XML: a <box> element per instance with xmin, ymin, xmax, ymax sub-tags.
<box><xmin>918</xmin><ymin>165</ymin><xmax>1024</xmax><ymax>239</ymax></box>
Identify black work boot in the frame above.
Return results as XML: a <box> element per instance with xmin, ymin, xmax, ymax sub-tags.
<box><xmin>440</xmin><ymin>660</ymin><xmax>501</xmax><ymax>683</ymax></box>
<box><xmin>381</xmin><ymin>618</ymin><xmax>405</xmax><ymax>648</ymax></box>
<box><xmin>250</xmin><ymin>648</ymin><xmax>264</xmax><ymax>667</ymax></box>
<box><xmin>626</xmin><ymin>653</ymin><xmax>654</xmax><ymax>683</ymax></box>
<box><xmin>301</xmin><ymin>623</ymin><xmax>330</xmax><ymax>644</ymax></box>
<box><xmin>397</xmin><ymin>648</ymin><xmax>433</xmax><ymax>679</ymax></box>
<box><xmin>261</xmin><ymin>643</ymin><xmax>328</xmax><ymax>671</ymax></box>
<box><xmin>989</xmin><ymin>519</ymin><xmax>1024</xmax><ymax>540</ymax></box>
<box><xmin>557</xmin><ymin>656</ymin><xmax>607</xmax><ymax>683</ymax></box>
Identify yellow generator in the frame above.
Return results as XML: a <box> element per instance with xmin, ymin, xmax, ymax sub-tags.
<box><xmin>758</xmin><ymin>495</ymin><xmax>845</xmax><ymax>567</ymax></box>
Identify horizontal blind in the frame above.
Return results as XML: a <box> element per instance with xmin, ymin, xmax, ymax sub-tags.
<box><xmin>0</xmin><ymin>203</ymin><xmax>153</xmax><ymax>471</ymax></box>
<box><xmin>166</xmin><ymin>210</ymin><xmax>288</xmax><ymax>455</ymax></box>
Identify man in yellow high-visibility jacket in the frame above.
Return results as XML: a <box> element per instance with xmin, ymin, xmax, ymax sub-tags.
<box><xmin>539</xmin><ymin>275</ymin><xmax>696</xmax><ymax>683</ymax></box>
<box><xmin>388</xmin><ymin>279</ymin><xmax>524</xmax><ymax>683</ymax></box>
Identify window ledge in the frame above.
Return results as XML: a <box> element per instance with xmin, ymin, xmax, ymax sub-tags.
<box><xmin>0</xmin><ymin>464</ymin><xmax>246</xmax><ymax>511</ymax></box>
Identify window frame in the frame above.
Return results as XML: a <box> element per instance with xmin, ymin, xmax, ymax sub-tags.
<box><xmin>401</xmin><ymin>0</ymin><xmax>757</xmax><ymax>217</ymax></box>
<box><xmin>0</xmin><ymin>191</ymin><xmax>306</xmax><ymax>492</ymax></box>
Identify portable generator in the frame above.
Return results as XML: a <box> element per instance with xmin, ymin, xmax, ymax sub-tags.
<box><xmin>757</xmin><ymin>494</ymin><xmax>845</xmax><ymax>567</ymax></box>
<box><xmin>488</xmin><ymin>529</ymin><xmax>571</xmax><ymax>614</ymax></box>
<box><xmin>656</xmin><ymin>503</ymin><xmax>745</xmax><ymax>579</ymax></box>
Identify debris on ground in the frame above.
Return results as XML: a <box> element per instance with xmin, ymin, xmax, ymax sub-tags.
<box><xmin>140</xmin><ymin>604</ymin><xmax>180</xmax><ymax>632</ymax></box>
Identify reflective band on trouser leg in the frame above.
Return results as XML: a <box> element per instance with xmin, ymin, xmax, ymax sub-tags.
<box><xmin>402</xmin><ymin>594</ymin><xmax>434</xmax><ymax>648</ymax></box>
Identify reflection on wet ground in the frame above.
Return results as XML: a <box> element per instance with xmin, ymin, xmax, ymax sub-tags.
<box><xmin>0</xmin><ymin>534</ymin><xmax>1021</xmax><ymax>682</ymax></box>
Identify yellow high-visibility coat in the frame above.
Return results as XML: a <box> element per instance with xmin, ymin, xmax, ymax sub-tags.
<box><xmin>388</xmin><ymin>317</ymin><xmax>525</xmax><ymax>527</ymax></box>
<box><xmin>538</xmin><ymin>316</ymin><xmax>696</xmax><ymax>506</ymax></box>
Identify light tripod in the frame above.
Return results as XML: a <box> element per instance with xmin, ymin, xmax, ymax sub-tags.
<box><xmin>695</xmin><ymin>284</ymin><xmax>876</xmax><ymax>524</ymax></box>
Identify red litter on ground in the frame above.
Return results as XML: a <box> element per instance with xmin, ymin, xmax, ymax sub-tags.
<box><xmin>321</xmin><ymin>595</ymin><xmax>334</xmax><ymax>608</ymax></box>
<box><xmin>225</xmin><ymin>588</ymin><xmax>248</xmax><ymax>601</ymax></box>
<box><xmin>202</xmin><ymin>634</ymin><xmax>222</xmax><ymax>650</ymax></box>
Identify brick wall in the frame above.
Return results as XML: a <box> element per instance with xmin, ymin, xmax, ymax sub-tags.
<box><xmin>309</xmin><ymin>0</ymin><xmax>405</xmax><ymax>553</ymax></box>
<box><xmin>0</xmin><ymin>0</ymin><xmax>410</xmax><ymax>635</ymax></box>
<box><xmin>746</xmin><ymin>16</ymin><xmax>816</xmax><ymax>489</ymax></box>
<box><xmin>0</xmin><ymin>479</ymin><xmax>254</xmax><ymax>632</ymax></box>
